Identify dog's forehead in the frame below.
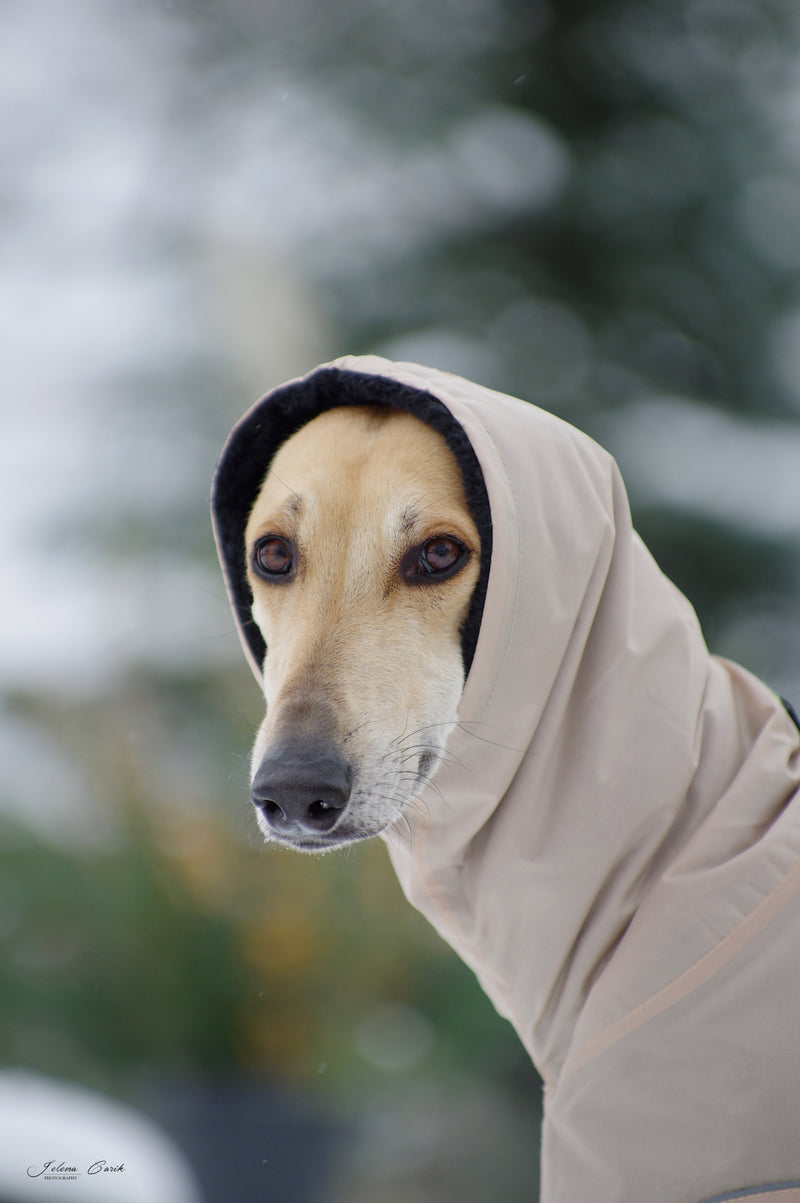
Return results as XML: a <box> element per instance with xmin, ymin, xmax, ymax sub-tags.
<box><xmin>251</xmin><ymin>405</ymin><xmax>469</xmax><ymax>524</ymax></box>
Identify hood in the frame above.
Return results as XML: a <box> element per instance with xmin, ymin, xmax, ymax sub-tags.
<box><xmin>212</xmin><ymin>355</ymin><xmax>800</xmax><ymax>1092</ymax></box>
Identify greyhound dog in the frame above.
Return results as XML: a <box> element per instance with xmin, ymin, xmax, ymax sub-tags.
<box><xmin>213</xmin><ymin>357</ymin><xmax>800</xmax><ymax>1202</ymax></box>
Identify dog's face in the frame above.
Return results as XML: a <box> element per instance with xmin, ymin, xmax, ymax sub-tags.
<box><xmin>244</xmin><ymin>404</ymin><xmax>481</xmax><ymax>851</ymax></box>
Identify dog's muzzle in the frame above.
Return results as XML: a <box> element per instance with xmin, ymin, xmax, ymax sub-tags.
<box><xmin>251</xmin><ymin>741</ymin><xmax>352</xmax><ymax>843</ymax></box>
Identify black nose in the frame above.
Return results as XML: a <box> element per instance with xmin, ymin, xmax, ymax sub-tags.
<box><xmin>251</xmin><ymin>745</ymin><xmax>351</xmax><ymax>836</ymax></box>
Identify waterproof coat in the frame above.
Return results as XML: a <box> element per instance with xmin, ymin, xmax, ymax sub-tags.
<box><xmin>212</xmin><ymin>356</ymin><xmax>800</xmax><ymax>1203</ymax></box>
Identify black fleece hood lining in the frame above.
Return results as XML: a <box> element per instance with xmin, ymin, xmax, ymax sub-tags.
<box><xmin>211</xmin><ymin>367</ymin><xmax>493</xmax><ymax>680</ymax></box>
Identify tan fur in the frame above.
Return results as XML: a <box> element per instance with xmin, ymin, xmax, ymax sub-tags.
<box><xmin>244</xmin><ymin>405</ymin><xmax>480</xmax><ymax>850</ymax></box>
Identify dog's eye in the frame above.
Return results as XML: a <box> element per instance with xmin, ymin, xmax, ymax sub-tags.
<box><xmin>404</xmin><ymin>536</ymin><xmax>468</xmax><ymax>583</ymax></box>
<box><xmin>253</xmin><ymin>536</ymin><xmax>295</xmax><ymax>580</ymax></box>
<box><xmin>422</xmin><ymin>538</ymin><xmax>462</xmax><ymax>573</ymax></box>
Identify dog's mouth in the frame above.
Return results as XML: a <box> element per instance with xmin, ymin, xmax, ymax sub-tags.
<box><xmin>256</xmin><ymin>819</ymin><xmax>380</xmax><ymax>854</ymax></box>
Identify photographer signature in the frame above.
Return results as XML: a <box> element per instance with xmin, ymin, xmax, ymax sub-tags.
<box><xmin>27</xmin><ymin>1159</ymin><xmax>125</xmax><ymax>1178</ymax></box>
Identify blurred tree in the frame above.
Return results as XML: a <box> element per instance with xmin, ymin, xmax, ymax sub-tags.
<box><xmin>297</xmin><ymin>0</ymin><xmax>800</xmax><ymax>653</ymax></box>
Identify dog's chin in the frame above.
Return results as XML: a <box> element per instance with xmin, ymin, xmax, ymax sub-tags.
<box><xmin>254</xmin><ymin>812</ymin><xmax>395</xmax><ymax>855</ymax></box>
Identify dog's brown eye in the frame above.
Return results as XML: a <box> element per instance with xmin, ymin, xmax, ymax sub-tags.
<box><xmin>253</xmin><ymin>536</ymin><xmax>295</xmax><ymax>580</ymax></box>
<box><xmin>423</xmin><ymin>538</ymin><xmax>461</xmax><ymax>572</ymax></box>
<box><xmin>403</xmin><ymin>536</ymin><xmax>468</xmax><ymax>583</ymax></box>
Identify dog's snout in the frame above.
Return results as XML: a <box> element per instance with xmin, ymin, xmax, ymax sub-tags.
<box><xmin>252</xmin><ymin>746</ymin><xmax>351</xmax><ymax>837</ymax></box>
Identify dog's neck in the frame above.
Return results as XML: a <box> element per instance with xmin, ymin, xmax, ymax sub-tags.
<box><xmin>385</xmin><ymin>541</ymin><xmax>800</xmax><ymax>1087</ymax></box>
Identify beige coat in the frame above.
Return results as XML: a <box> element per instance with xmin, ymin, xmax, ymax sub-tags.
<box><xmin>214</xmin><ymin>356</ymin><xmax>800</xmax><ymax>1202</ymax></box>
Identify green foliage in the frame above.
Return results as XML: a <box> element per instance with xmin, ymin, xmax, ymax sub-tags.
<box><xmin>0</xmin><ymin>679</ymin><xmax>527</xmax><ymax>1100</ymax></box>
<box><xmin>0</xmin><ymin>805</ymin><xmax>248</xmax><ymax>1088</ymax></box>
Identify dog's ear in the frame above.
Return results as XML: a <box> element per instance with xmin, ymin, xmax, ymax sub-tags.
<box><xmin>211</xmin><ymin>416</ymin><xmax>271</xmax><ymax>680</ymax></box>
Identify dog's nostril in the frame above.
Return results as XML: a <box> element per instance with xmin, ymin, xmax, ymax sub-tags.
<box><xmin>307</xmin><ymin>797</ymin><xmax>346</xmax><ymax>830</ymax></box>
<box><xmin>261</xmin><ymin>799</ymin><xmax>288</xmax><ymax>826</ymax></box>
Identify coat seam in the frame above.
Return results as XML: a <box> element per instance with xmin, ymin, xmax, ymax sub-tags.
<box><xmin>558</xmin><ymin>851</ymin><xmax>800</xmax><ymax>1084</ymax></box>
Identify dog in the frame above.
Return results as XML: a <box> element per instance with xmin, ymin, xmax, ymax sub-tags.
<box><xmin>244</xmin><ymin>403</ymin><xmax>481</xmax><ymax>851</ymax></box>
<box><xmin>213</xmin><ymin>357</ymin><xmax>800</xmax><ymax>1202</ymax></box>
